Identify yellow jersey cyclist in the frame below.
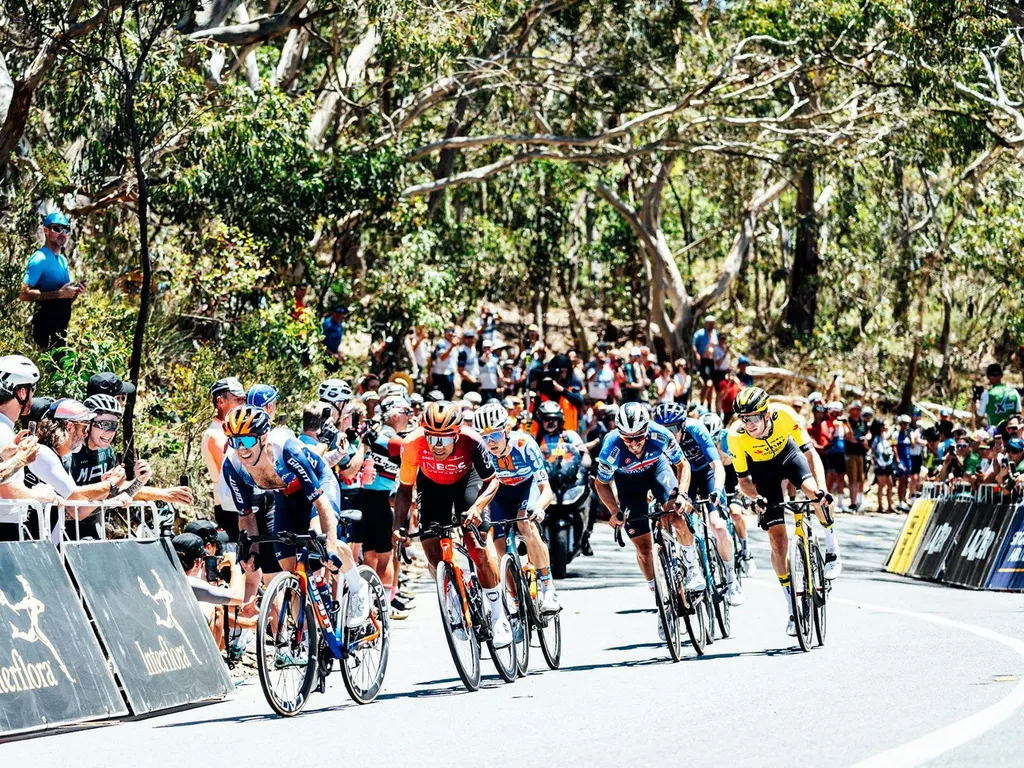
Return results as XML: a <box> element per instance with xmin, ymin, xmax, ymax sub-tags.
<box><xmin>725</xmin><ymin>387</ymin><xmax>842</xmax><ymax>637</ymax></box>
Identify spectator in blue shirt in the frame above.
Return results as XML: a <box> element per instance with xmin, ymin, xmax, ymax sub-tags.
<box><xmin>736</xmin><ymin>355</ymin><xmax>754</xmax><ymax>387</ymax></box>
<box><xmin>322</xmin><ymin>305</ymin><xmax>346</xmax><ymax>370</ymax></box>
<box><xmin>691</xmin><ymin>314</ymin><xmax>719</xmax><ymax>409</ymax></box>
<box><xmin>18</xmin><ymin>211</ymin><xmax>85</xmax><ymax>351</ymax></box>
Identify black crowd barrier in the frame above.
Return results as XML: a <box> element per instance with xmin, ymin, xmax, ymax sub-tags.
<box><xmin>0</xmin><ymin>542</ymin><xmax>126</xmax><ymax>736</ymax></box>
<box><xmin>886</xmin><ymin>497</ymin><xmax>1024</xmax><ymax>591</ymax></box>
<box><xmin>64</xmin><ymin>539</ymin><xmax>233</xmax><ymax>715</ymax></box>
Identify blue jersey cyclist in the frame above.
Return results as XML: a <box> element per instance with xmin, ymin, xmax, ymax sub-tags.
<box><xmin>593</xmin><ymin>402</ymin><xmax>705</xmax><ymax>640</ymax></box>
<box><xmin>653</xmin><ymin>403</ymin><xmax>743</xmax><ymax>605</ymax></box>
<box><xmin>700</xmin><ymin>411</ymin><xmax>756</xmax><ymax>576</ymax></box>
<box><xmin>474</xmin><ymin>402</ymin><xmax>561</xmax><ymax>614</ymax></box>
<box><xmin>221</xmin><ymin>405</ymin><xmax>369</xmax><ymax>627</ymax></box>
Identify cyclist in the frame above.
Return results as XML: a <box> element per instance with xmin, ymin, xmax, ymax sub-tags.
<box><xmin>593</xmin><ymin>402</ymin><xmax>700</xmax><ymax>640</ymax></box>
<box><xmin>392</xmin><ymin>401</ymin><xmax>512</xmax><ymax>647</ymax></box>
<box><xmin>700</xmin><ymin>411</ymin><xmax>756</xmax><ymax>577</ymax></box>
<box><xmin>725</xmin><ymin>387</ymin><xmax>841</xmax><ymax>637</ymax></box>
<box><xmin>220</xmin><ymin>405</ymin><xmax>369</xmax><ymax>628</ymax></box>
<box><xmin>360</xmin><ymin>394</ymin><xmax>408</xmax><ymax>590</ymax></box>
<box><xmin>652</xmin><ymin>402</ymin><xmax>743</xmax><ymax>606</ymax></box>
<box><xmin>473</xmin><ymin>402</ymin><xmax>561</xmax><ymax>614</ymax></box>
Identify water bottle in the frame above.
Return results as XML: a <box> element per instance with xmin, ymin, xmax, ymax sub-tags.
<box><xmin>525</xmin><ymin>562</ymin><xmax>538</xmax><ymax>601</ymax></box>
<box><xmin>309</xmin><ymin>571</ymin><xmax>333</xmax><ymax>627</ymax></box>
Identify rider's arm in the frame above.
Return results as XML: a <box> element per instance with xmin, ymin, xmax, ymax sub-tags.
<box><xmin>737</xmin><ymin>475</ymin><xmax>759</xmax><ymax>501</ymax></box>
<box><xmin>311</xmin><ymin>493</ymin><xmax>339</xmax><ymax>550</ymax></box>
<box><xmin>533</xmin><ymin>478</ymin><xmax>553</xmax><ymax>511</ymax></box>
<box><xmin>394</xmin><ymin>484</ymin><xmax>414</xmax><ymax>531</ymax></box>
<box><xmin>802</xmin><ymin>443</ymin><xmax>826</xmax><ymax>489</ymax></box>
<box><xmin>469</xmin><ymin>475</ymin><xmax>499</xmax><ymax>518</ymax></box>
<box><xmin>594</xmin><ymin>477</ymin><xmax>619</xmax><ymax>516</ymax></box>
<box><xmin>674</xmin><ymin>458</ymin><xmax>691</xmax><ymax>498</ymax></box>
<box><xmin>711</xmin><ymin>459</ymin><xmax>725</xmax><ymax>493</ymax></box>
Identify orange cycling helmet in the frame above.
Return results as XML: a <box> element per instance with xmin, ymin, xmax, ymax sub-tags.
<box><xmin>422</xmin><ymin>401</ymin><xmax>462</xmax><ymax>436</ymax></box>
<box><xmin>224</xmin><ymin>405</ymin><xmax>271</xmax><ymax>437</ymax></box>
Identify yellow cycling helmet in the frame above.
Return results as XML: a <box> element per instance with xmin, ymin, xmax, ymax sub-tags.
<box><xmin>734</xmin><ymin>386</ymin><xmax>771</xmax><ymax>416</ymax></box>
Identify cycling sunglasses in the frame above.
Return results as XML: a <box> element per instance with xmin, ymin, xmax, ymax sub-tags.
<box><xmin>93</xmin><ymin>420</ymin><xmax>119</xmax><ymax>433</ymax></box>
<box><xmin>621</xmin><ymin>433</ymin><xmax>647</xmax><ymax>444</ymax></box>
<box><xmin>47</xmin><ymin>224</ymin><xmax>70</xmax><ymax>234</ymax></box>
<box><xmin>738</xmin><ymin>413</ymin><xmax>767</xmax><ymax>424</ymax></box>
<box><xmin>481</xmin><ymin>431</ymin><xmax>505</xmax><ymax>443</ymax></box>
<box><xmin>229</xmin><ymin>435</ymin><xmax>260</xmax><ymax>450</ymax></box>
<box><xmin>426</xmin><ymin>435</ymin><xmax>456</xmax><ymax>447</ymax></box>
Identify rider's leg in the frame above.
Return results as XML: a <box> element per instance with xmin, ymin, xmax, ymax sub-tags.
<box><xmin>630</xmin><ymin>532</ymin><xmax>655</xmax><ymax>581</ymax></box>
<box><xmin>767</xmin><ymin>523</ymin><xmax>789</xmax><ymax>608</ymax></box>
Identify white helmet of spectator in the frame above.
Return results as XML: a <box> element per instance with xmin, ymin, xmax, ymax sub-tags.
<box><xmin>473</xmin><ymin>402</ymin><xmax>510</xmax><ymax>436</ymax></box>
<box><xmin>616</xmin><ymin>402</ymin><xmax>650</xmax><ymax>437</ymax></box>
<box><xmin>377</xmin><ymin>382</ymin><xmax>406</xmax><ymax>400</ymax></box>
<box><xmin>700</xmin><ymin>412</ymin><xmax>723</xmax><ymax>440</ymax></box>
<box><xmin>807</xmin><ymin>391</ymin><xmax>824</xmax><ymax>405</ymax></box>
<box><xmin>84</xmin><ymin>394</ymin><xmax>123</xmax><ymax>418</ymax></box>
<box><xmin>0</xmin><ymin>355</ymin><xmax>39</xmax><ymax>396</ymax></box>
<box><xmin>827</xmin><ymin>401</ymin><xmax>843</xmax><ymax>413</ymax></box>
<box><xmin>464</xmin><ymin>391</ymin><xmax>482</xmax><ymax>408</ymax></box>
<box><xmin>317</xmin><ymin>378</ymin><xmax>352</xmax><ymax>405</ymax></box>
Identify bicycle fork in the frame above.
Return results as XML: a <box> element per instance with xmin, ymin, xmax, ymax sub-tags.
<box><xmin>441</xmin><ymin>538</ymin><xmax>475</xmax><ymax>630</ymax></box>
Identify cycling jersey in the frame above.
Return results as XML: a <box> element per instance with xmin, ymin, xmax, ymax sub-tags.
<box><xmin>492</xmin><ymin>431</ymin><xmax>548</xmax><ymax>486</ymax></box>
<box><xmin>677</xmin><ymin>418</ymin><xmax>720</xmax><ymax>471</ymax></box>
<box><xmin>222</xmin><ymin>431</ymin><xmax>336</xmax><ymax>514</ymax></box>
<box><xmin>726</xmin><ymin>403</ymin><xmax>813</xmax><ymax>476</ymax></box>
<box><xmin>596</xmin><ymin>423</ymin><xmax>684</xmax><ymax>483</ymax></box>
<box><xmin>67</xmin><ymin>444</ymin><xmax>116</xmax><ymax>485</ymax></box>
<box><xmin>363</xmin><ymin>424</ymin><xmax>403</xmax><ymax>493</ymax></box>
<box><xmin>398</xmin><ymin>426</ymin><xmax>495</xmax><ymax>486</ymax></box>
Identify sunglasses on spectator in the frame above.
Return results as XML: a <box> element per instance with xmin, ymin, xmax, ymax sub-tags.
<box><xmin>229</xmin><ymin>435</ymin><xmax>260</xmax><ymax>450</ymax></box>
<box><xmin>426</xmin><ymin>435</ymin><xmax>456</xmax><ymax>447</ymax></box>
<box><xmin>93</xmin><ymin>420</ymin><xmax>118</xmax><ymax>433</ymax></box>
<box><xmin>46</xmin><ymin>224</ymin><xmax>70</xmax><ymax>234</ymax></box>
<box><xmin>956</xmin><ymin>443</ymin><xmax>969</xmax><ymax>449</ymax></box>
<box><xmin>1011</xmin><ymin>448</ymin><xmax>1024</xmax><ymax>454</ymax></box>
<box><xmin>1007</xmin><ymin>426</ymin><xmax>1019</xmax><ymax>432</ymax></box>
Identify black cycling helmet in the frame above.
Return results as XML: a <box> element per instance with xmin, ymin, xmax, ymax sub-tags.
<box><xmin>537</xmin><ymin>400</ymin><xmax>564</xmax><ymax>423</ymax></box>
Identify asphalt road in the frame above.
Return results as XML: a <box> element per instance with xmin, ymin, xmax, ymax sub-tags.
<box><xmin>5</xmin><ymin>513</ymin><xmax>1024</xmax><ymax>767</ymax></box>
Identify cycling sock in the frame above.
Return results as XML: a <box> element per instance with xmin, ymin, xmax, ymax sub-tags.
<box><xmin>824</xmin><ymin>526</ymin><xmax>838</xmax><ymax>554</ymax></box>
<box><xmin>537</xmin><ymin>566</ymin><xmax>553</xmax><ymax>586</ymax></box>
<box><xmin>778</xmin><ymin>573</ymin><xmax>791</xmax><ymax>610</ymax></box>
<box><xmin>725</xmin><ymin>558</ymin><xmax>736</xmax><ymax>584</ymax></box>
<box><xmin>484</xmin><ymin>587</ymin><xmax>503</xmax><ymax>620</ymax></box>
<box><xmin>647</xmin><ymin>579</ymin><xmax>656</xmax><ymax>592</ymax></box>
<box><xmin>740</xmin><ymin>537</ymin><xmax>748</xmax><ymax>557</ymax></box>
<box><xmin>343</xmin><ymin>567</ymin><xmax>363</xmax><ymax>593</ymax></box>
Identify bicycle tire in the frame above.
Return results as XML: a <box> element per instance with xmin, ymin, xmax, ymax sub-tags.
<box><xmin>537</xmin><ymin>609</ymin><xmax>562</xmax><ymax>669</ymax></box>
<box><xmin>811</xmin><ymin>543</ymin><xmax>827</xmax><ymax>646</ymax></box>
<box><xmin>788</xmin><ymin>535</ymin><xmax>814</xmax><ymax>652</ymax></box>
<box><xmin>731</xmin><ymin>528</ymin><xmax>744</xmax><ymax>587</ymax></box>
<box><xmin>653</xmin><ymin>541</ymin><xmax>683</xmax><ymax>662</ymax></box>
<box><xmin>256</xmin><ymin>571</ymin><xmax>320</xmax><ymax>717</ymax></box>
<box><xmin>701</xmin><ymin>538</ymin><xmax>717</xmax><ymax>646</ymax></box>
<box><xmin>500</xmin><ymin>554</ymin><xmax>530</xmax><ymax>677</ymax></box>
<box><xmin>711</xmin><ymin>539</ymin><xmax>731</xmax><ymax>638</ymax></box>
<box><xmin>436</xmin><ymin>561</ymin><xmax>481</xmax><ymax>691</ymax></box>
<box><xmin>486</xmin><ymin>568</ymin><xmax>518</xmax><ymax>683</ymax></box>
<box><xmin>340</xmin><ymin>566</ymin><xmax>390</xmax><ymax>704</ymax></box>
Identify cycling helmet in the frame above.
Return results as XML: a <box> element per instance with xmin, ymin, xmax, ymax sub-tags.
<box><xmin>246</xmin><ymin>384</ymin><xmax>279</xmax><ymax>409</ymax></box>
<box><xmin>473</xmin><ymin>402</ymin><xmax>510</xmax><ymax>435</ymax></box>
<box><xmin>380</xmin><ymin>394</ymin><xmax>411</xmax><ymax>419</ymax></box>
<box><xmin>83</xmin><ymin>394</ymin><xmax>123</xmax><ymax>418</ymax></box>
<box><xmin>317</xmin><ymin>378</ymin><xmax>352</xmax><ymax>404</ymax></box>
<box><xmin>223</xmin><ymin>406</ymin><xmax>271</xmax><ymax>437</ymax></box>
<box><xmin>827</xmin><ymin>401</ymin><xmax>843</xmax><ymax>413</ymax></box>
<box><xmin>0</xmin><ymin>355</ymin><xmax>39</xmax><ymax>395</ymax></box>
<box><xmin>421</xmin><ymin>401</ymin><xmax>462</xmax><ymax>436</ymax></box>
<box><xmin>536</xmin><ymin>400</ymin><xmax>564</xmax><ymax>422</ymax></box>
<box><xmin>734</xmin><ymin>386</ymin><xmax>771</xmax><ymax>416</ymax></box>
<box><xmin>615</xmin><ymin>402</ymin><xmax>650</xmax><ymax>437</ymax></box>
<box><xmin>46</xmin><ymin>398</ymin><xmax>95</xmax><ymax>423</ymax></box>
<box><xmin>377</xmin><ymin>382</ymin><xmax>405</xmax><ymax>400</ymax></box>
<box><xmin>652</xmin><ymin>401</ymin><xmax>687</xmax><ymax>427</ymax></box>
<box><xmin>700</xmin><ymin>412</ymin><xmax>723</xmax><ymax>439</ymax></box>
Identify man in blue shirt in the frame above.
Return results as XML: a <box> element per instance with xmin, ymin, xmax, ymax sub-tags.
<box><xmin>322</xmin><ymin>306</ymin><xmax>346</xmax><ymax>370</ymax></box>
<box><xmin>691</xmin><ymin>314</ymin><xmax>719</xmax><ymax>409</ymax></box>
<box><xmin>19</xmin><ymin>211</ymin><xmax>85</xmax><ymax>351</ymax></box>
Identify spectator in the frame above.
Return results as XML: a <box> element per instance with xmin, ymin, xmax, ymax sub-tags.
<box><xmin>894</xmin><ymin>414</ymin><xmax>913</xmax><ymax>510</ymax></box>
<box><xmin>457</xmin><ymin>329</ymin><xmax>481</xmax><ymax>394</ymax></box>
<box><xmin>86</xmin><ymin>372</ymin><xmax>136</xmax><ymax>406</ymax></box>
<box><xmin>0</xmin><ymin>356</ymin><xmax>55</xmax><ymax>506</ymax></box>
<box><xmin>672</xmin><ymin>358</ymin><xmax>691</xmax><ymax>404</ymax></box>
<box><xmin>322</xmin><ymin>305</ymin><xmax>347</xmax><ymax>370</ymax></box>
<box><xmin>736</xmin><ymin>355</ymin><xmax>754</xmax><ymax>387</ymax></box>
<box><xmin>846</xmin><ymin>401</ymin><xmax>870</xmax><ymax>511</ymax></box>
<box><xmin>291</xmin><ymin>285</ymin><xmax>310</xmax><ymax>322</ymax></box>
<box><xmin>995</xmin><ymin>437</ymin><xmax>1024</xmax><ymax>493</ymax></box>
<box><xmin>712</xmin><ymin>331</ymin><xmax>731</xmax><ymax>408</ymax></box>
<box><xmin>477</xmin><ymin>304</ymin><xmax>499</xmax><ymax>344</ymax></box>
<box><xmin>718</xmin><ymin>371</ymin><xmax>743</xmax><ymax>425</ymax></box>
<box><xmin>824</xmin><ymin>402</ymin><xmax>850</xmax><ymax>510</ymax></box>
<box><xmin>19</xmin><ymin>211</ymin><xmax>85</xmax><ymax>351</ymax></box>
<box><xmin>299</xmin><ymin>401</ymin><xmax>330</xmax><ymax>455</ymax></box>
<box><xmin>654</xmin><ymin>360</ymin><xmax>679</xmax><ymax>404</ymax></box>
<box><xmin>619</xmin><ymin>347</ymin><xmax>648</xmax><ymax>403</ymax></box>
<box><xmin>939</xmin><ymin>437</ymin><xmax>974</xmax><ymax>485</ymax></box>
<box><xmin>430</xmin><ymin>326</ymin><xmax>458</xmax><ymax>400</ymax></box>
<box><xmin>691</xmin><ymin>314</ymin><xmax>719</xmax><ymax>409</ymax></box>
<box><xmin>202</xmin><ymin>377</ymin><xmax>245</xmax><ymax>538</ymax></box>
<box><xmin>908</xmin><ymin>409</ymin><xmax>926</xmax><ymax>498</ymax></box>
<box><xmin>585</xmin><ymin>345</ymin><xmax>616</xmax><ymax>404</ymax></box>
<box><xmin>478</xmin><ymin>341</ymin><xmax>501</xmax><ymax>402</ymax></box>
<box><xmin>531</xmin><ymin>354</ymin><xmax>583</xmax><ymax>434</ymax></box>
<box><xmin>409</xmin><ymin>326</ymin><xmax>430</xmax><ymax>386</ymax></box>
<box><xmin>871</xmin><ymin>422</ymin><xmax>896</xmax><ymax>513</ymax></box>
<box><xmin>976</xmin><ymin>363</ymin><xmax>1022</xmax><ymax>428</ymax></box>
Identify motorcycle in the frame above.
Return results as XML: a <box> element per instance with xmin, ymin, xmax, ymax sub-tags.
<box><xmin>541</xmin><ymin>439</ymin><xmax>591</xmax><ymax>579</ymax></box>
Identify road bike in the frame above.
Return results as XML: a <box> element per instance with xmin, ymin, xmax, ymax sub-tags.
<box><xmin>693</xmin><ymin>498</ymin><xmax>731</xmax><ymax>641</ymax></box>
<box><xmin>492</xmin><ymin>515</ymin><xmax>562</xmax><ymax>675</ymax></box>
<box><xmin>406</xmin><ymin>520</ymin><xmax>517</xmax><ymax>690</ymax></box>
<box><xmin>726</xmin><ymin>492</ymin><xmax>750</xmax><ymax>586</ymax></box>
<box><xmin>615</xmin><ymin>500</ymin><xmax>707</xmax><ymax>661</ymax></box>
<box><xmin>240</xmin><ymin>528</ymin><xmax>390</xmax><ymax>716</ymax></box>
<box><xmin>779</xmin><ymin>498</ymin><xmax>830</xmax><ymax>651</ymax></box>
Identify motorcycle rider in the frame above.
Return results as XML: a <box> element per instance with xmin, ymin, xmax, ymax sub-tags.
<box><xmin>535</xmin><ymin>400</ymin><xmax>591</xmax><ymax>474</ymax></box>
<box><xmin>473</xmin><ymin>402</ymin><xmax>561</xmax><ymax>613</ymax></box>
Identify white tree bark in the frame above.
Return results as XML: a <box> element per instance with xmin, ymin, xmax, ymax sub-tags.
<box><xmin>307</xmin><ymin>25</ymin><xmax>379</xmax><ymax>148</ymax></box>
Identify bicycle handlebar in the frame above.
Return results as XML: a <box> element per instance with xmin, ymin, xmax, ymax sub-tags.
<box><xmin>400</xmin><ymin>517</ymin><xmax>486</xmax><ymax>547</ymax></box>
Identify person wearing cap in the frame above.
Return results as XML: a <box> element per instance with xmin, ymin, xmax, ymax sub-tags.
<box><xmin>202</xmin><ymin>377</ymin><xmax>246</xmax><ymax>538</ymax></box>
<box><xmin>86</xmin><ymin>372</ymin><xmax>137</xmax><ymax>406</ymax></box>
<box><xmin>18</xmin><ymin>211</ymin><xmax>85</xmax><ymax>351</ymax></box>
<box><xmin>995</xmin><ymin>437</ymin><xmax>1024</xmax><ymax>493</ymax></box>
<box><xmin>247</xmin><ymin>383</ymin><xmax>297</xmax><ymax>443</ymax></box>
<box><xmin>478</xmin><ymin>340</ymin><xmax>500</xmax><ymax>402</ymax></box>
<box><xmin>456</xmin><ymin>328</ymin><xmax>481</xmax><ymax>395</ymax></box>
<box><xmin>870</xmin><ymin>418</ymin><xmax>897</xmax><ymax>513</ymax></box>
<box><xmin>619</xmin><ymin>346</ymin><xmax>649</xmax><ymax>404</ymax></box>
<box><xmin>736</xmin><ymin>355</ymin><xmax>754</xmax><ymax>387</ymax></box>
<box><xmin>322</xmin><ymin>305</ymin><xmax>348</xmax><ymax>370</ymax></box>
<box><xmin>172</xmin><ymin>532</ymin><xmax>256</xmax><ymax>650</ymax></box>
<box><xmin>692</xmin><ymin>314</ymin><xmax>719</xmax><ymax>410</ymax></box>
<box><xmin>845</xmin><ymin>401</ymin><xmax>870</xmax><ymax>511</ymax></box>
<box><xmin>977</xmin><ymin>363</ymin><xmax>1022</xmax><ymax>428</ymax></box>
<box><xmin>430</xmin><ymin>326</ymin><xmax>458</xmax><ymax>400</ymax></box>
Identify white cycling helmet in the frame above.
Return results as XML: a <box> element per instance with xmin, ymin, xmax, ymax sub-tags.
<box><xmin>0</xmin><ymin>355</ymin><xmax>39</xmax><ymax>396</ymax></box>
<box><xmin>317</xmin><ymin>378</ymin><xmax>352</xmax><ymax>405</ymax></box>
<box><xmin>473</xmin><ymin>402</ymin><xmax>510</xmax><ymax>435</ymax></box>
<box><xmin>615</xmin><ymin>401</ymin><xmax>650</xmax><ymax>437</ymax></box>
<box><xmin>83</xmin><ymin>394</ymin><xmax>123</xmax><ymax>418</ymax></box>
<box><xmin>700</xmin><ymin>412</ymin><xmax>723</xmax><ymax>440</ymax></box>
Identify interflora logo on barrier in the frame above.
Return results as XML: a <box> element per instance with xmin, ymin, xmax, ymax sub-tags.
<box><xmin>0</xmin><ymin>575</ymin><xmax>76</xmax><ymax>694</ymax></box>
<box><xmin>136</xmin><ymin>569</ymin><xmax>202</xmax><ymax>676</ymax></box>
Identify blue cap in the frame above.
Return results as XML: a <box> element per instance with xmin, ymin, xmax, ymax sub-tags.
<box><xmin>1008</xmin><ymin>438</ymin><xmax>1024</xmax><ymax>452</ymax></box>
<box><xmin>738</xmin><ymin>355</ymin><xmax>749</xmax><ymax>365</ymax></box>
<box><xmin>246</xmin><ymin>383</ymin><xmax>279</xmax><ymax>408</ymax></box>
<box><xmin>42</xmin><ymin>211</ymin><xmax>70</xmax><ymax>227</ymax></box>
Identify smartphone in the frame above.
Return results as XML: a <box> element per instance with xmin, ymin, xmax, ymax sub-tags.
<box><xmin>205</xmin><ymin>556</ymin><xmax>220</xmax><ymax>584</ymax></box>
<box><xmin>178</xmin><ymin>473</ymin><xmax>189</xmax><ymax>488</ymax></box>
<box><xmin>28</xmin><ymin>421</ymin><xmax>37</xmax><ymax>435</ymax></box>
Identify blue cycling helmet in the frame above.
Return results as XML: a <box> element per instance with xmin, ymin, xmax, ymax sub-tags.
<box><xmin>246</xmin><ymin>383</ymin><xmax>279</xmax><ymax>409</ymax></box>
<box><xmin>652</xmin><ymin>401</ymin><xmax>687</xmax><ymax>427</ymax></box>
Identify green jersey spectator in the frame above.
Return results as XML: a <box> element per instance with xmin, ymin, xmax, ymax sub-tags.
<box><xmin>976</xmin><ymin>363</ymin><xmax>1022</xmax><ymax>427</ymax></box>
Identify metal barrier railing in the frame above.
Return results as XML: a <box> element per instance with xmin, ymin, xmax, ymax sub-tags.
<box><xmin>0</xmin><ymin>499</ymin><xmax>170</xmax><ymax>551</ymax></box>
<box><xmin>917</xmin><ymin>481</ymin><xmax>1015</xmax><ymax>504</ymax></box>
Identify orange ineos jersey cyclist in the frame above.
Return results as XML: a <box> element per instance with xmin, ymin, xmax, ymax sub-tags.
<box><xmin>398</xmin><ymin>426</ymin><xmax>494</xmax><ymax>487</ymax></box>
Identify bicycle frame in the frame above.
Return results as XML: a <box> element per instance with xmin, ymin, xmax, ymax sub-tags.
<box><xmin>439</xmin><ymin>534</ymin><xmax>477</xmax><ymax>631</ymax></box>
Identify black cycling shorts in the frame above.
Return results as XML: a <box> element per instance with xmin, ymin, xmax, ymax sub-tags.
<box><xmin>740</xmin><ymin>440</ymin><xmax>813</xmax><ymax>530</ymax></box>
<box><xmin>416</xmin><ymin>467</ymin><xmax>489</xmax><ymax>537</ymax></box>
<box><xmin>361</xmin><ymin>488</ymin><xmax>394</xmax><ymax>554</ymax></box>
<box><xmin>614</xmin><ymin>455</ymin><xmax>678</xmax><ymax>539</ymax></box>
<box><xmin>724</xmin><ymin>463</ymin><xmax>738</xmax><ymax>494</ymax></box>
<box><xmin>823</xmin><ymin>452</ymin><xmax>846</xmax><ymax>474</ymax></box>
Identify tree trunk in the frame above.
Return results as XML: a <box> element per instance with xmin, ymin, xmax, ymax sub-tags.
<box><xmin>785</xmin><ymin>161</ymin><xmax>818</xmax><ymax>335</ymax></box>
<box><xmin>937</xmin><ymin>282</ymin><xmax>953</xmax><ymax>394</ymax></box>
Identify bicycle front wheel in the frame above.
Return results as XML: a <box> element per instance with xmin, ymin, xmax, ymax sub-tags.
<box><xmin>256</xmin><ymin>571</ymin><xmax>320</xmax><ymax>717</ymax></box>
<box><xmin>811</xmin><ymin>543</ymin><xmax>827</xmax><ymax>646</ymax></box>
<box><xmin>436</xmin><ymin>562</ymin><xmax>481</xmax><ymax>691</ymax></box>
<box><xmin>788</xmin><ymin>534</ymin><xmax>814</xmax><ymax>652</ymax></box>
<box><xmin>710</xmin><ymin>539</ymin><xmax>731</xmax><ymax>638</ymax></box>
<box><xmin>653</xmin><ymin>541</ymin><xmax>683</xmax><ymax>662</ymax></box>
<box><xmin>341</xmin><ymin>566</ymin><xmax>390</xmax><ymax>704</ymax></box>
<box><xmin>500</xmin><ymin>554</ymin><xmax>530</xmax><ymax>677</ymax></box>
<box><xmin>486</xmin><ymin>571</ymin><xmax>518</xmax><ymax>683</ymax></box>
<box><xmin>537</xmin><ymin>609</ymin><xmax>562</xmax><ymax>669</ymax></box>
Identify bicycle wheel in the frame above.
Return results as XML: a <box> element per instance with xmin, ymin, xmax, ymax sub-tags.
<box><xmin>811</xmin><ymin>542</ymin><xmax>827</xmax><ymax>646</ymax></box>
<box><xmin>702</xmin><ymin>541</ymin><xmax>716</xmax><ymax>645</ymax></box>
<box><xmin>256</xmin><ymin>571</ymin><xmax>320</xmax><ymax>717</ymax></box>
<box><xmin>500</xmin><ymin>554</ymin><xmax>530</xmax><ymax>677</ymax></box>
<box><xmin>710</xmin><ymin>539</ymin><xmax>731</xmax><ymax>638</ymax></box>
<box><xmin>731</xmin><ymin>528</ymin><xmax>744</xmax><ymax>587</ymax></box>
<box><xmin>340</xmin><ymin>566</ymin><xmax>390</xmax><ymax>704</ymax></box>
<box><xmin>537</xmin><ymin>608</ymin><xmax>562</xmax><ymax>669</ymax></box>
<box><xmin>436</xmin><ymin>561</ymin><xmax>481</xmax><ymax>691</ymax></box>
<box><xmin>653</xmin><ymin>541</ymin><xmax>683</xmax><ymax>662</ymax></box>
<box><xmin>486</xmin><ymin>573</ymin><xmax>518</xmax><ymax>683</ymax></box>
<box><xmin>788</xmin><ymin>534</ymin><xmax>814</xmax><ymax>652</ymax></box>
